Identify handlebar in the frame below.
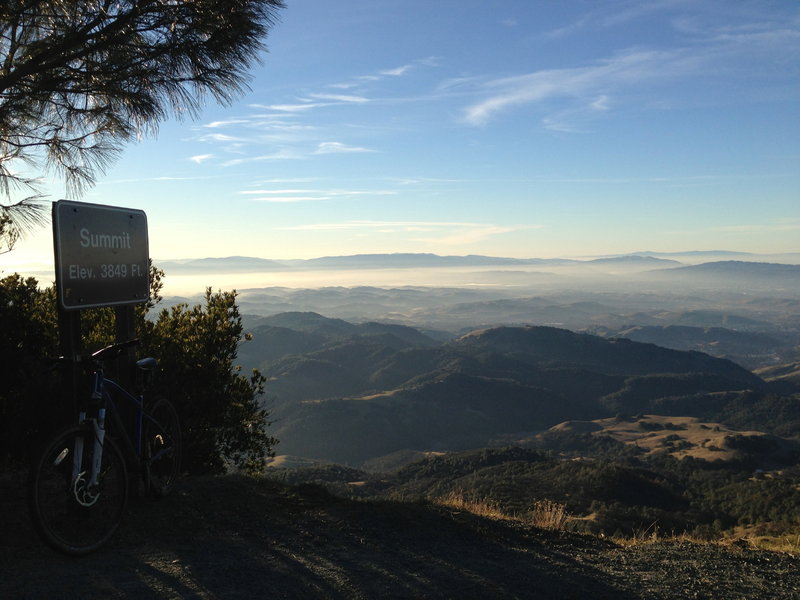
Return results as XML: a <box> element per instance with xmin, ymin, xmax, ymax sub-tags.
<box><xmin>53</xmin><ymin>339</ymin><xmax>140</xmax><ymax>366</ymax></box>
<box><xmin>91</xmin><ymin>339</ymin><xmax>139</xmax><ymax>362</ymax></box>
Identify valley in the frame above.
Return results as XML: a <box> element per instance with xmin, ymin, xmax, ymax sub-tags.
<box><xmin>161</xmin><ymin>254</ymin><xmax>800</xmax><ymax>542</ymax></box>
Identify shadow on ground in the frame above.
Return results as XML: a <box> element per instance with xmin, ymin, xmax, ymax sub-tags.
<box><xmin>1</xmin><ymin>472</ymin><xmax>633</xmax><ymax>599</ymax></box>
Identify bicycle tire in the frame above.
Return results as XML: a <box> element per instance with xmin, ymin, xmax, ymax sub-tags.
<box><xmin>144</xmin><ymin>397</ymin><xmax>181</xmax><ymax>497</ymax></box>
<box><xmin>29</xmin><ymin>425</ymin><xmax>128</xmax><ymax>555</ymax></box>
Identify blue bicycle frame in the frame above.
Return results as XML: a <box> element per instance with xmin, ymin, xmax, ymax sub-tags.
<box><xmin>71</xmin><ymin>344</ymin><xmax>158</xmax><ymax>494</ymax></box>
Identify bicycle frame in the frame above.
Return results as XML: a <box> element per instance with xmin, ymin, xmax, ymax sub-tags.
<box><xmin>72</xmin><ymin>359</ymin><xmax>164</xmax><ymax>493</ymax></box>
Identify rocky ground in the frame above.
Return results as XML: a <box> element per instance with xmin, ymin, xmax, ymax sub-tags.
<box><xmin>1</xmin><ymin>471</ymin><xmax>798</xmax><ymax>599</ymax></box>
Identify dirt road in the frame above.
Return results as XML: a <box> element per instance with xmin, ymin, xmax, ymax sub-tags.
<box><xmin>1</xmin><ymin>473</ymin><xmax>798</xmax><ymax>599</ymax></box>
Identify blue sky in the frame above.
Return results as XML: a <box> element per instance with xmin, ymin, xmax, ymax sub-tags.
<box><xmin>7</xmin><ymin>0</ymin><xmax>800</xmax><ymax>268</ymax></box>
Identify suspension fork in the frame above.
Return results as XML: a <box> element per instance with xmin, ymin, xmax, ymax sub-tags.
<box><xmin>87</xmin><ymin>408</ymin><xmax>107</xmax><ymax>488</ymax></box>
<box><xmin>71</xmin><ymin>371</ymin><xmax>107</xmax><ymax>488</ymax></box>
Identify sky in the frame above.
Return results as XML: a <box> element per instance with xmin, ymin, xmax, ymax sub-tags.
<box><xmin>5</xmin><ymin>0</ymin><xmax>800</xmax><ymax>272</ymax></box>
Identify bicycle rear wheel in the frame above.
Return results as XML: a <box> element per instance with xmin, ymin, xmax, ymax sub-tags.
<box><xmin>29</xmin><ymin>425</ymin><xmax>128</xmax><ymax>555</ymax></box>
<box><xmin>144</xmin><ymin>397</ymin><xmax>181</xmax><ymax>497</ymax></box>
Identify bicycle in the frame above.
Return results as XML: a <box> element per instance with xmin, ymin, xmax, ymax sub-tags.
<box><xmin>28</xmin><ymin>339</ymin><xmax>181</xmax><ymax>555</ymax></box>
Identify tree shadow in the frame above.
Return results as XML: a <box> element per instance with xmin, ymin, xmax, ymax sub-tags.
<box><xmin>0</xmin><ymin>474</ymin><xmax>636</xmax><ymax>599</ymax></box>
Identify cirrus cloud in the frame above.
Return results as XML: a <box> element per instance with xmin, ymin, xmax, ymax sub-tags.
<box><xmin>315</xmin><ymin>142</ymin><xmax>376</xmax><ymax>154</ymax></box>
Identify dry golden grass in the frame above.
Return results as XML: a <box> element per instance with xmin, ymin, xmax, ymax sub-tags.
<box><xmin>552</xmin><ymin>414</ymin><xmax>770</xmax><ymax>462</ymax></box>
<box><xmin>748</xmin><ymin>534</ymin><xmax>800</xmax><ymax>554</ymax></box>
<box><xmin>435</xmin><ymin>491</ymin><xmax>571</xmax><ymax>531</ymax></box>
<box><xmin>609</xmin><ymin>525</ymin><xmax>800</xmax><ymax>556</ymax></box>
<box><xmin>527</xmin><ymin>499</ymin><xmax>570</xmax><ymax>530</ymax></box>
<box><xmin>726</xmin><ymin>524</ymin><xmax>800</xmax><ymax>554</ymax></box>
<box><xmin>435</xmin><ymin>491</ymin><xmax>512</xmax><ymax>521</ymax></box>
<box><xmin>434</xmin><ymin>491</ymin><xmax>800</xmax><ymax>556</ymax></box>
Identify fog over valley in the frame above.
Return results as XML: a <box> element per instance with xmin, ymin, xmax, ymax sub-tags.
<box><xmin>149</xmin><ymin>252</ymin><xmax>800</xmax><ymax>345</ymax></box>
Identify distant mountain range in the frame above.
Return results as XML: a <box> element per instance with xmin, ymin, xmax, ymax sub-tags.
<box><xmin>159</xmin><ymin>253</ymin><xmax>575</xmax><ymax>272</ymax></box>
<box><xmin>587</xmin><ymin>255</ymin><xmax>681</xmax><ymax>266</ymax></box>
<box><xmin>669</xmin><ymin>261</ymin><xmax>800</xmax><ymax>277</ymax></box>
<box><xmin>156</xmin><ymin>253</ymin><xmax>800</xmax><ymax>274</ymax></box>
<box><xmin>293</xmin><ymin>253</ymin><xmax>575</xmax><ymax>268</ymax></box>
<box><xmin>641</xmin><ymin>261</ymin><xmax>800</xmax><ymax>291</ymax></box>
<box><xmin>157</xmin><ymin>256</ymin><xmax>291</xmax><ymax>272</ymax></box>
<box><xmin>633</xmin><ymin>250</ymin><xmax>755</xmax><ymax>258</ymax></box>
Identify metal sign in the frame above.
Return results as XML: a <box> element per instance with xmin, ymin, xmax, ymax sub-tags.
<box><xmin>53</xmin><ymin>200</ymin><xmax>149</xmax><ymax>310</ymax></box>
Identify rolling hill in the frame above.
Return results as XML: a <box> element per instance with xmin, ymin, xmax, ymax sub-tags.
<box><xmin>249</xmin><ymin>314</ymin><xmax>783</xmax><ymax>465</ymax></box>
<box><xmin>593</xmin><ymin>325</ymin><xmax>793</xmax><ymax>369</ymax></box>
<box><xmin>643</xmin><ymin>261</ymin><xmax>800</xmax><ymax>292</ymax></box>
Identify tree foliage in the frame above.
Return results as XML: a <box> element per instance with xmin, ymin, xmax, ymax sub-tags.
<box><xmin>0</xmin><ymin>0</ymin><xmax>284</xmax><ymax>245</ymax></box>
<box><xmin>0</xmin><ymin>274</ymin><xmax>61</xmax><ymax>460</ymax></box>
<box><xmin>140</xmin><ymin>288</ymin><xmax>278</xmax><ymax>475</ymax></box>
<box><xmin>0</xmin><ymin>269</ymin><xmax>276</xmax><ymax>474</ymax></box>
<box><xmin>0</xmin><ymin>196</ymin><xmax>47</xmax><ymax>253</ymax></box>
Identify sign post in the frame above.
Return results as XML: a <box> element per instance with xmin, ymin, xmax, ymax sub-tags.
<box><xmin>52</xmin><ymin>200</ymin><xmax>150</xmax><ymax>409</ymax></box>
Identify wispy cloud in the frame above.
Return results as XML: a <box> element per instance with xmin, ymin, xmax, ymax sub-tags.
<box><xmin>197</xmin><ymin>132</ymin><xmax>248</xmax><ymax>143</ymax></box>
<box><xmin>254</xmin><ymin>102</ymin><xmax>330</xmax><ymax>113</ymax></box>
<box><xmin>308</xmin><ymin>93</ymin><xmax>370</xmax><ymax>103</ymax></box>
<box><xmin>202</xmin><ymin>119</ymin><xmax>253</xmax><ymax>128</ymax></box>
<box><xmin>467</xmin><ymin>10</ymin><xmax>799</xmax><ymax>128</ymax></box>
<box><xmin>253</xmin><ymin>178</ymin><xmax>319</xmax><ymax>184</ymax></box>
<box><xmin>415</xmin><ymin>224</ymin><xmax>529</xmax><ymax>246</ymax></box>
<box><xmin>542</xmin><ymin>95</ymin><xmax>611</xmax><ymax>132</ymax></box>
<box><xmin>222</xmin><ymin>150</ymin><xmax>303</xmax><ymax>167</ymax></box>
<box><xmin>327</xmin><ymin>82</ymin><xmax>360</xmax><ymax>90</ymax></box>
<box><xmin>185</xmin><ymin>57</ymin><xmax>442</xmax><ymax>169</ymax></box>
<box><xmin>239</xmin><ymin>187</ymin><xmax>330</xmax><ymax>202</ymax></box>
<box><xmin>314</xmin><ymin>142</ymin><xmax>376</xmax><ymax>154</ymax></box>
<box><xmin>331</xmin><ymin>57</ymin><xmax>437</xmax><ymax>90</ymax></box>
<box><xmin>247</xmin><ymin>196</ymin><xmax>330</xmax><ymax>203</ymax></box>
<box><xmin>239</xmin><ymin>189</ymin><xmax>321</xmax><ymax>195</ymax></box>
<box><xmin>98</xmin><ymin>175</ymin><xmax>227</xmax><ymax>185</ymax></box>
<box><xmin>238</xmin><ymin>188</ymin><xmax>396</xmax><ymax>203</ymax></box>
<box><xmin>541</xmin><ymin>0</ymin><xmax>691</xmax><ymax>40</ymax></box>
<box><xmin>276</xmin><ymin>220</ymin><xmax>533</xmax><ymax>245</ymax></box>
<box><xmin>463</xmin><ymin>48</ymin><xmax>690</xmax><ymax>126</ymax></box>
<box><xmin>381</xmin><ymin>65</ymin><xmax>413</xmax><ymax>77</ymax></box>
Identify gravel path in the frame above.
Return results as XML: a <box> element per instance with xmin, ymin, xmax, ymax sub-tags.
<box><xmin>2</xmin><ymin>473</ymin><xmax>798</xmax><ymax>599</ymax></box>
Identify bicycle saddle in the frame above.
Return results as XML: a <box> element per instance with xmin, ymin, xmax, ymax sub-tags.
<box><xmin>135</xmin><ymin>357</ymin><xmax>158</xmax><ymax>370</ymax></box>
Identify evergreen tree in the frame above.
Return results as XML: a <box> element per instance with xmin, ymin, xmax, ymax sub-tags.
<box><xmin>0</xmin><ymin>0</ymin><xmax>284</xmax><ymax>248</ymax></box>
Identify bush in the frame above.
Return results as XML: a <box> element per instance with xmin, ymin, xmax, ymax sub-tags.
<box><xmin>140</xmin><ymin>288</ymin><xmax>278</xmax><ymax>474</ymax></box>
<box><xmin>0</xmin><ymin>274</ymin><xmax>63</xmax><ymax>460</ymax></box>
<box><xmin>0</xmin><ymin>271</ymin><xmax>277</xmax><ymax>473</ymax></box>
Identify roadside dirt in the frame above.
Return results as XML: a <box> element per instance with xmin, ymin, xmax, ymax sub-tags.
<box><xmin>2</xmin><ymin>471</ymin><xmax>798</xmax><ymax>599</ymax></box>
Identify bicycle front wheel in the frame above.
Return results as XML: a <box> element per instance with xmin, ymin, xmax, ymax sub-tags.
<box><xmin>144</xmin><ymin>397</ymin><xmax>181</xmax><ymax>497</ymax></box>
<box><xmin>29</xmin><ymin>425</ymin><xmax>129</xmax><ymax>555</ymax></box>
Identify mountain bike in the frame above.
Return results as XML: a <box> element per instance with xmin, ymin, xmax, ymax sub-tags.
<box><xmin>28</xmin><ymin>339</ymin><xmax>181</xmax><ymax>555</ymax></box>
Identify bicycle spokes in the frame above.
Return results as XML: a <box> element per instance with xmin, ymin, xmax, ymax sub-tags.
<box><xmin>29</xmin><ymin>426</ymin><xmax>129</xmax><ymax>555</ymax></box>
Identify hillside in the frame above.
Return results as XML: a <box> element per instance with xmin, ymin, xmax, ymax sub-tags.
<box><xmin>451</xmin><ymin>326</ymin><xmax>762</xmax><ymax>383</ymax></box>
<box><xmin>643</xmin><ymin>261</ymin><xmax>800</xmax><ymax>293</ymax></box>
<box><xmin>549</xmin><ymin>414</ymin><xmax>784</xmax><ymax>461</ymax></box>
<box><xmin>1</xmin><ymin>473</ymin><xmax>798</xmax><ymax>599</ymax></box>
<box><xmin>593</xmin><ymin>325</ymin><xmax>795</xmax><ymax>370</ymax></box>
<box><xmin>272</xmin><ymin>441</ymin><xmax>800</xmax><ymax>541</ymax></box>
<box><xmin>671</xmin><ymin>261</ymin><xmax>800</xmax><ymax>278</ymax></box>
<box><xmin>255</xmin><ymin>317</ymin><xmax>782</xmax><ymax>465</ymax></box>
